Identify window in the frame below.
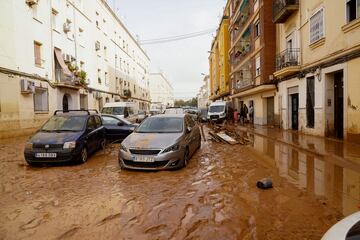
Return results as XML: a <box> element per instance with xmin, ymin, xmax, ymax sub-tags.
<box><xmin>87</xmin><ymin>116</ymin><xmax>96</xmax><ymax>130</ymax></box>
<box><xmin>310</xmin><ymin>8</ymin><xmax>324</xmax><ymax>44</ymax></box>
<box><xmin>255</xmin><ymin>56</ymin><xmax>261</xmax><ymax>76</ymax></box>
<box><xmin>34</xmin><ymin>88</ymin><xmax>48</xmax><ymax>112</ymax></box>
<box><xmin>94</xmin><ymin>116</ymin><xmax>102</xmax><ymax>128</ymax></box>
<box><xmin>306</xmin><ymin>77</ymin><xmax>315</xmax><ymax>128</ymax></box>
<box><xmin>347</xmin><ymin>0</ymin><xmax>360</xmax><ymax>22</ymax></box>
<box><xmin>104</xmin><ymin>46</ymin><xmax>107</xmax><ymax>59</ymax></box>
<box><xmin>102</xmin><ymin>116</ymin><xmax>120</xmax><ymax>125</ymax></box>
<box><xmin>51</xmin><ymin>9</ymin><xmax>58</xmax><ymax>30</ymax></box>
<box><xmin>98</xmin><ymin>69</ymin><xmax>101</xmax><ymax>83</ymax></box>
<box><xmin>33</xmin><ymin>41</ymin><xmax>42</xmax><ymax>66</ymax></box>
<box><xmin>105</xmin><ymin>72</ymin><xmax>108</xmax><ymax>85</ymax></box>
<box><xmin>255</xmin><ymin>20</ymin><xmax>260</xmax><ymax>37</ymax></box>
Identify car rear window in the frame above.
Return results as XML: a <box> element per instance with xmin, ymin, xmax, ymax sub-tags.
<box><xmin>135</xmin><ymin>117</ymin><xmax>183</xmax><ymax>133</ymax></box>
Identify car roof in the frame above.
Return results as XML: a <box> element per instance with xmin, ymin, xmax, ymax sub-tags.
<box><xmin>151</xmin><ymin>114</ymin><xmax>186</xmax><ymax>118</ymax></box>
<box><xmin>103</xmin><ymin>102</ymin><xmax>135</xmax><ymax>107</ymax></box>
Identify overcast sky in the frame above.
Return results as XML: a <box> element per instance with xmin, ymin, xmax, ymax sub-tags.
<box><xmin>108</xmin><ymin>0</ymin><xmax>227</xmax><ymax>99</ymax></box>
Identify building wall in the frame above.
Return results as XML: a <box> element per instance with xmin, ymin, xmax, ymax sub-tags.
<box><xmin>149</xmin><ymin>73</ymin><xmax>174</xmax><ymax>107</ymax></box>
<box><xmin>0</xmin><ymin>0</ymin><xmax>151</xmax><ymax>138</ymax></box>
<box><xmin>218</xmin><ymin>18</ymin><xmax>231</xmax><ymax>96</ymax></box>
<box><xmin>346</xmin><ymin>58</ymin><xmax>360</xmax><ymax>142</ymax></box>
<box><xmin>274</xmin><ymin>0</ymin><xmax>360</xmax><ymax>142</ymax></box>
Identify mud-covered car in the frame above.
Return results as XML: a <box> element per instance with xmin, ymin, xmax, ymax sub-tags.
<box><xmin>119</xmin><ymin>114</ymin><xmax>201</xmax><ymax>170</ymax></box>
<box><xmin>24</xmin><ymin>110</ymin><xmax>106</xmax><ymax>165</ymax></box>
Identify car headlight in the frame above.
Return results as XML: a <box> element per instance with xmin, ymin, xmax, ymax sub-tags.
<box><xmin>120</xmin><ymin>144</ymin><xmax>128</xmax><ymax>152</ymax></box>
<box><xmin>63</xmin><ymin>141</ymin><xmax>76</xmax><ymax>149</ymax></box>
<box><xmin>162</xmin><ymin>144</ymin><xmax>180</xmax><ymax>153</ymax></box>
<box><xmin>129</xmin><ymin>127</ymin><xmax>135</xmax><ymax>131</ymax></box>
<box><xmin>25</xmin><ymin>142</ymin><xmax>33</xmax><ymax>150</ymax></box>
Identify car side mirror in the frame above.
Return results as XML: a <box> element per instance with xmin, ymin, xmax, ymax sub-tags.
<box><xmin>117</xmin><ymin>121</ymin><xmax>124</xmax><ymax>126</ymax></box>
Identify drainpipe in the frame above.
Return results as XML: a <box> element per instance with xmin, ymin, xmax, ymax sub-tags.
<box><xmin>73</xmin><ymin>4</ymin><xmax>78</xmax><ymax>64</ymax></box>
<box><xmin>50</xmin><ymin>0</ymin><xmax>54</xmax><ymax>82</ymax></box>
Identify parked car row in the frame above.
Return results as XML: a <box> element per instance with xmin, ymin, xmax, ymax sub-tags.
<box><xmin>24</xmin><ymin>109</ymin><xmax>201</xmax><ymax>171</ymax></box>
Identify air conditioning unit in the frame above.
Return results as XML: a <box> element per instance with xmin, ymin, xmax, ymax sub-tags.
<box><xmin>20</xmin><ymin>79</ymin><xmax>35</xmax><ymax>93</ymax></box>
<box><xmin>25</xmin><ymin>0</ymin><xmax>39</xmax><ymax>7</ymax></box>
<box><xmin>95</xmin><ymin>41</ymin><xmax>101</xmax><ymax>51</ymax></box>
<box><xmin>63</xmin><ymin>22</ymin><xmax>71</xmax><ymax>33</ymax></box>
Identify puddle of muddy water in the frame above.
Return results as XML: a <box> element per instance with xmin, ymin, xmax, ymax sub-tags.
<box><xmin>248</xmin><ymin>132</ymin><xmax>360</xmax><ymax>217</ymax></box>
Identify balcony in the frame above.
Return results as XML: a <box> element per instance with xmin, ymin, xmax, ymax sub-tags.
<box><xmin>273</xmin><ymin>0</ymin><xmax>299</xmax><ymax>23</ymax></box>
<box><xmin>232</xmin><ymin>62</ymin><xmax>253</xmax><ymax>91</ymax></box>
<box><xmin>55</xmin><ymin>69</ymin><xmax>77</xmax><ymax>85</ymax></box>
<box><xmin>274</xmin><ymin>48</ymin><xmax>301</xmax><ymax>78</ymax></box>
<box><xmin>231</xmin><ymin>0</ymin><xmax>251</xmax><ymax>41</ymax></box>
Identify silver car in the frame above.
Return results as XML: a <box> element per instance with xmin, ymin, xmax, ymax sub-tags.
<box><xmin>118</xmin><ymin>114</ymin><xmax>201</xmax><ymax>170</ymax></box>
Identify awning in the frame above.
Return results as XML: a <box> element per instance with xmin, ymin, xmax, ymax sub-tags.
<box><xmin>54</xmin><ymin>48</ymin><xmax>72</xmax><ymax>76</ymax></box>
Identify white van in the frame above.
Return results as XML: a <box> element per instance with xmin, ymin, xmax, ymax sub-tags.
<box><xmin>207</xmin><ymin>101</ymin><xmax>230</xmax><ymax>122</ymax></box>
<box><xmin>101</xmin><ymin>102</ymin><xmax>138</xmax><ymax>123</ymax></box>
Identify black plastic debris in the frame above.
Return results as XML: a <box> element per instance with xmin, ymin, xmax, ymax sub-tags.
<box><xmin>256</xmin><ymin>178</ymin><xmax>273</xmax><ymax>189</ymax></box>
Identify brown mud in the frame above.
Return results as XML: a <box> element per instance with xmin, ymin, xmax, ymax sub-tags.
<box><xmin>0</xmin><ymin>127</ymin><xmax>359</xmax><ymax>240</ymax></box>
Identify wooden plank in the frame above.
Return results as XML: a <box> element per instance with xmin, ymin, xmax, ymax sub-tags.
<box><xmin>216</xmin><ymin>132</ymin><xmax>238</xmax><ymax>145</ymax></box>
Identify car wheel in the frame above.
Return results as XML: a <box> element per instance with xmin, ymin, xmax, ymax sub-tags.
<box><xmin>79</xmin><ymin>147</ymin><xmax>88</xmax><ymax>164</ymax></box>
<box><xmin>181</xmin><ymin>148</ymin><xmax>189</xmax><ymax>168</ymax></box>
<box><xmin>100</xmin><ymin>138</ymin><xmax>106</xmax><ymax>150</ymax></box>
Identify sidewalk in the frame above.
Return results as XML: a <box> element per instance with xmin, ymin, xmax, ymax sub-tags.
<box><xmin>235</xmin><ymin>124</ymin><xmax>360</xmax><ymax>169</ymax></box>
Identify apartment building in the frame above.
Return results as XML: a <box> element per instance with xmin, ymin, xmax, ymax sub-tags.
<box><xmin>273</xmin><ymin>0</ymin><xmax>360</xmax><ymax>143</ymax></box>
<box><xmin>229</xmin><ymin>0</ymin><xmax>276</xmax><ymax>125</ymax></box>
<box><xmin>209</xmin><ymin>2</ymin><xmax>231</xmax><ymax>101</ymax></box>
<box><xmin>0</xmin><ymin>0</ymin><xmax>150</xmax><ymax>138</ymax></box>
<box><xmin>149</xmin><ymin>73</ymin><xmax>174</xmax><ymax>108</ymax></box>
<box><xmin>197</xmin><ymin>75</ymin><xmax>210</xmax><ymax>109</ymax></box>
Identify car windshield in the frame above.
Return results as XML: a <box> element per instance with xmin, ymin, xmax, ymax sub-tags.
<box><xmin>135</xmin><ymin>117</ymin><xmax>183</xmax><ymax>133</ymax></box>
<box><xmin>209</xmin><ymin>105</ymin><xmax>225</xmax><ymax>113</ymax></box>
<box><xmin>101</xmin><ymin>107</ymin><xmax>125</xmax><ymax>115</ymax></box>
<box><xmin>41</xmin><ymin>116</ymin><xmax>86</xmax><ymax>131</ymax></box>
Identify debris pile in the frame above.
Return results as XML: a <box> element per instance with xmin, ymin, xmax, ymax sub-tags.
<box><xmin>207</xmin><ymin>122</ymin><xmax>252</xmax><ymax>145</ymax></box>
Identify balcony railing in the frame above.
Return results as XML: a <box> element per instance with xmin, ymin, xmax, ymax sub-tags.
<box><xmin>233</xmin><ymin>76</ymin><xmax>253</xmax><ymax>90</ymax></box>
<box><xmin>275</xmin><ymin>48</ymin><xmax>300</xmax><ymax>71</ymax></box>
<box><xmin>273</xmin><ymin>0</ymin><xmax>299</xmax><ymax>23</ymax></box>
<box><xmin>55</xmin><ymin>69</ymin><xmax>76</xmax><ymax>85</ymax></box>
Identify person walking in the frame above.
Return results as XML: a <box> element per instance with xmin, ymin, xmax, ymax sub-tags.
<box><xmin>243</xmin><ymin>104</ymin><xmax>248</xmax><ymax>123</ymax></box>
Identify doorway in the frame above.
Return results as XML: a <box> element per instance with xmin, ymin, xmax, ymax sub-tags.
<box><xmin>63</xmin><ymin>95</ymin><xmax>69</xmax><ymax>111</ymax></box>
<box><xmin>291</xmin><ymin>93</ymin><xmax>299</xmax><ymax>130</ymax></box>
<box><xmin>267</xmin><ymin>97</ymin><xmax>274</xmax><ymax>125</ymax></box>
<box><xmin>334</xmin><ymin>72</ymin><xmax>344</xmax><ymax>139</ymax></box>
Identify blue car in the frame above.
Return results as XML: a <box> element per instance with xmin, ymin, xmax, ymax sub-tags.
<box><xmin>101</xmin><ymin>114</ymin><xmax>138</xmax><ymax>142</ymax></box>
<box><xmin>24</xmin><ymin>110</ymin><xmax>106</xmax><ymax>166</ymax></box>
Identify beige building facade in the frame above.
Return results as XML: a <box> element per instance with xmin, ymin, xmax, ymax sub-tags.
<box><xmin>149</xmin><ymin>73</ymin><xmax>174</xmax><ymax>108</ymax></box>
<box><xmin>0</xmin><ymin>0</ymin><xmax>151</xmax><ymax>138</ymax></box>
<box><xmin>274</xmin><ymin>0</ymin><xmax>360</xmax><ymax>143</ymax></box>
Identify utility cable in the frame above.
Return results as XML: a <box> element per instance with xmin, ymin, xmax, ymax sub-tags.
<box><xmin>139</xmin><ymin>28</ymin><xmax>216</xmax><ymax>45</ymax></box>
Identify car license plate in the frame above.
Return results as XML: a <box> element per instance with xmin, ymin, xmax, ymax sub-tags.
<box><xmin>35</xmin><ymin>153</ymin><xmax>57</xmax><ymax>158</ymax></box>
<box><xmin>134</xmin><ymin>155</ymin><xmax>154</xmax><ymax>162</ymax></box>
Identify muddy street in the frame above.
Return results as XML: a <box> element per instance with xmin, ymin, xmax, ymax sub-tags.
<box><xmin>0</xmin><ymin>127</ymin><xmax>359</xmax><ymax>240</ymax></box>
